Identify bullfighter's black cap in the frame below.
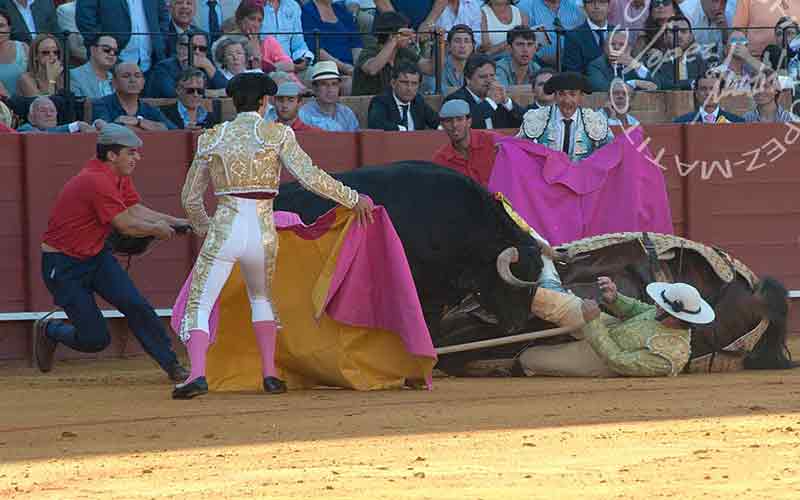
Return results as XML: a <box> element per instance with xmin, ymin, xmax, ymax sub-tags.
<box><xmin>543</xmin><ymin>72</ymin><xmax>593</xmax><ymax>95</ymax></box>
<box><xmin>226</xmin><ymin>70</ymin><xmax>278</xmax><ymax>100</ymax></box>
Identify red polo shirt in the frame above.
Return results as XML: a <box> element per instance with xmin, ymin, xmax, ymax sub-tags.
<box><xmin>432</xmin><ymin>130</ymin><xmax>499</xmax><ymax>187</ymax></box>
<box><xmin>43</xmin><ymin>159</ymin><xmax>141</xmax><ymax>259</ymax></box>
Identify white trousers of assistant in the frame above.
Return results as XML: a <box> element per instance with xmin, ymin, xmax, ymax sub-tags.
<box><xmin>182</xmin><ymin>197</ymin><xmax>277</xmax><ymax>340</ymax></box>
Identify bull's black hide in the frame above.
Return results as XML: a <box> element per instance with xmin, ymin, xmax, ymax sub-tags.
<box><xmin>275</xmin><ymin>162</ymin><xmax>543</xmax><ymax>341</ymax></box>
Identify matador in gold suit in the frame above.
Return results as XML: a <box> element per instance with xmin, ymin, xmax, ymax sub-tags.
<box><xmin>173</xmin><ymin>72</ymin><xmax>372</xmax><ymax>399</ymax></box>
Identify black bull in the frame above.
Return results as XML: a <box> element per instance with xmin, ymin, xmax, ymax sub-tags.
<box><xmin>276</xmin><ymin>162</ymin><xmax>793</xmax><ymax>373</ymax></box>
<box><xmin>275</xmin><ymin>162</ymin><xmax>544</xmax><ymax>337</ymax></box>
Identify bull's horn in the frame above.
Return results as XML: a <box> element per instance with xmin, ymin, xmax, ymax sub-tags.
<box><xmin>496</xmin><ymin>247</ymin><xmax>537</xmax><ymax>288</ymax></box>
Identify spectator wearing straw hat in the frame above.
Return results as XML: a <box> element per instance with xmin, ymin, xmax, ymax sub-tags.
<box><xmin>299</xmin><ymin>61</ymin><xmax>359</xmax><ymax>131</ymax></box>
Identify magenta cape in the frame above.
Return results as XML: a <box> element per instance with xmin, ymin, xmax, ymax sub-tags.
<box><xmin>487</xmin><ymin>128</ymin><xmax>673</xmax><ymax>245</ymax></box>
<box><xmin>172</xmin><ymin>206</ymin><xmax>437</xmax><ymax>389</ymax></box>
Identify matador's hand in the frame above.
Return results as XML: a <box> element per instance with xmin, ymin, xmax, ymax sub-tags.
<box><xmin>597</xmin><ymin>276</ymin><xmax>618</xmax><ymax>304</ymax></box>
<box><xmin>353</xmin><ymin>195</ymin><xmax>374</xmax><ymax>226</ymax></box>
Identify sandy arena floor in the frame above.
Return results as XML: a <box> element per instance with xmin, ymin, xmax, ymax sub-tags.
<box><xmin>1</xmin><ymin>338</ymin><xmax>800</xmax><ymax>499</ymax></box>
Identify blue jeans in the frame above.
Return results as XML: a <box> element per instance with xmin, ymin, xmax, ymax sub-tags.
<box><xmin>41</xmin><ymin>248</ymin><xmax>179</xmax><ymax>373</ymax></box>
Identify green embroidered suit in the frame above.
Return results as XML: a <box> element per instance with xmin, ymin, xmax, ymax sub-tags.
<box><xmin>583</xmin><ymin>294</ymin><xmax>692</xmax><ymax>377</ymax></box>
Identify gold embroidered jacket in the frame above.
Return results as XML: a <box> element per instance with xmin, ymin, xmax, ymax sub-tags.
<box><xmin>582</xmin><ymin>294</ymin><xmax>692</xmax><ymax>377</ymax></box>
<box><xmin>181</xmin><ymin>112</ymin><xmax>359</xmax><ymax>235</ymax></box>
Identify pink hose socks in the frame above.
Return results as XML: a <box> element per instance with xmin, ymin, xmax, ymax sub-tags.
<box><xmin>253</xmin><ymin>320</ymin><xmax>278</xmax><ymax>378</ymax></box>
<box><xmin>185</xmin><ymin>330</ymin><xmax>210</xmax><ymax>383</ymax></box>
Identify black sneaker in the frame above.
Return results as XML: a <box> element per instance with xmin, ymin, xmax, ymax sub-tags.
<box><xmin>33</xmin><ymin>318</ymin><xmax>57</xmax><ymax>373</ymax></box>
<box><xmin>263</xmin><ymin>376</ymin><xmax>287</xmax><ymax>394</ymax></box>
<box><xmin>172</xmin><ymin>377</ymin><xmax>208</xmax><ymax>399</ymax></box>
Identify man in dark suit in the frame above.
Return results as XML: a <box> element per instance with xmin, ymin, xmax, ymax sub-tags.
<box><xmin>0</xmin><ymin>0</ymin><xmax>58</xmax><ymax>43</ymax></box>
<box><xmin>159</xmin><ymin>68</ymin><xmax>219</xmax><ymax>129</ymax></box>
<box><xmin>76</xmin><ymin>0</ymin><xmax>170</xmax><ymax>73</ymax></box>
<box><xmin>563</xmin><ymin>0</ymin><xmax>614</xmax><ymax>74</ymax></box>
<box><xmin>165</xmin><ymin>0</ymin><xmax>203</xmax><ymax>58</ymax></box>
<box><xmin>587</xmin><ymin>30</ymin><xmax>656</xmax><ymax>92</ymax></box>
<box><xmin>673</xmin><ymin>73</ymin><xmax>744</xmax><ymax>123</ymax></box>
<box><xmin>443</xmin><ymin>53</ymin><xmax>524</xmax><ymax>130</ymax></box>
<box><xmin>653</xmin><ymin>16</ymin><xmax>708</xmax><ymax>90</ymax></box>
<box><xmin>367</xmin><ymin>62</ymin><xmax>438</xmax><ymax>131</ymax></box>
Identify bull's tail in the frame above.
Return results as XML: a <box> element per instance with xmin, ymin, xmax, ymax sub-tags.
<box><xmin>744</xmin><ymin>277</ymin><xmax>794</xmax><ymax>370</ymax></box>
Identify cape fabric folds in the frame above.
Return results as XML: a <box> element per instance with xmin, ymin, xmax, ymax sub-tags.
<box><xmin>172</xmin><ymin>206</ymin><xmax>437</xmax><ymax>391</ymax></box>
<box><xmin>487</xmin><ymin>128</ymin><xmax>674</xmax><ymax>245</ymax></box>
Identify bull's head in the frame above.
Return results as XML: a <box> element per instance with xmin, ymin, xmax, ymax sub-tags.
<box><xmin>474</xmin><ymin>244</ymin><xmax>542</xmax><ymax>334</ymax></box>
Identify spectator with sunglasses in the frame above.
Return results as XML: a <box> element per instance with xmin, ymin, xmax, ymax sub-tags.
<box><xmin>17</xmin><ymin>34</ymin><xmax>64</xmax><ymax>97</ymax></box>
<box><xmin>159</xmin><ymin>68</ymin><xmax>220</xmax><ymax>129</ymax></box>
<box><xmin>145</xmin><ymin>31</ymin><xmax>226</xmax><ymax>98</ymax></box>
<box><xmin>70</xmin><ymin>34</ymin><xmax>118</xmax><ymax>99</ymax></box>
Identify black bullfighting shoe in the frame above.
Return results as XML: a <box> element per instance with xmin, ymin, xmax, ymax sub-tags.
<box><xmin>263</xmin><ymin>376</ymin><xmax>287</xmax><ymax>394</ymax></box>
<box><xmin>167</xmin><ymin>364</ymin><xmax>190</xmax><ymax>383</ymax></box>
<box><xmin>33</xmin><ymin>318</ymin><xmax>57</xmax><ymax>373</ymax></box>
<box><xmin>172</xmin><ymin>377</ymin><xmax>208</xmax><ymax>399</ymax></box>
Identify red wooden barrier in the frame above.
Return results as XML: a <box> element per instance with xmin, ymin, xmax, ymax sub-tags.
<box><xmin>636</xmin><ymin>125</ymin><xmax>687</xmax><ymax>237</ymax></box>
<box><xmin>0</xmin><ymin>135</ymin><xmax>27</xmax><ymax>313</ymax></box>
<box><xmin>683</xmin><ymin>123</ymin><xmax>800</xmax><ymax>289</ymax></box>
<box><xmin>360</xmin><ymin>129</ymin><xmax>449</xmax><ymax>165</ymax></box>
<box><xmin>23</xmin><ymin>133</ymin><xmax>97</xmax><ymax>311</ymax></box>
<box><xmin>1</xmin><ymin>126</ymin><xmax>797</xmax><ymax>361</ymax></box>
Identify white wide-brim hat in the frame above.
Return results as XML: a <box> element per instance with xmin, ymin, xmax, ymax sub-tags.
<box><xmin>646</xmin><ymin>282</ymin><xmax>715</xmax><ymax>325</ymax></box>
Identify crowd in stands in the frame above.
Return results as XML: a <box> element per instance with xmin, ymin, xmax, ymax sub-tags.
<box><xmin>1</xmin><ymin>0</ymin><xmax>800</xmax><ymax>134</ymax></box>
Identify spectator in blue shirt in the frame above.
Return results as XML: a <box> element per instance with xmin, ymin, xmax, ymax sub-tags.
<box><xmin>299</xmin><ymin>60</ymin><xmax>360</xmax><ymax>131</ymax></box>
<box><xmin>92</xmin><ymin>62</ymin><xmax>176</xmax><ymax>130</ymax></box>
<box><xmin>261</xmin><ymin>0</ymin><xmax>315</xmax><ymax>75</ymax></box>
<box><xmin>301</xmin><ymin>0</ymin><xmax>363</xmax><ymax>81</ymax></box>
<box><xmin>374</xmin><ymin>0</ymin><xmax>434</xmax><ymax>29</ymax></box>
<box><xmin>527</xmin><ymin>0</ymin><xmax>586</xmax><ymax>67</ymax></box>
<box><xmin>146</xmin><ymin>31</ymin><xmax>227</xmax><ymax>98</ymax></box>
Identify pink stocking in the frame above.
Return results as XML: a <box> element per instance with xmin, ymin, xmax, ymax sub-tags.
<box><xmin>253</xmin><ymin>321</ymin><xmax>278</xmax><ymax>378</ymax></box>
<box><xmin>185</xmin><ymin>330</ymin><xmax>210</xmax><ymax>383</ymax></box>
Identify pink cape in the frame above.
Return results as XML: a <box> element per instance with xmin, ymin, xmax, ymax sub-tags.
<box><xmin>487</xmin><ymin>128</ymin><xmax>673</xmax><ymax>245</ymax></box>
<box><xmin>171</xmin><ymin>206</ymin><xmax>437</xmax><ymax>364</ymax></box>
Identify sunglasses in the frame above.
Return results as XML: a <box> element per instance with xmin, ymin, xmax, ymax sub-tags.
<box><xmin>39</xmin><ymin>49</ymin><xmax>60</xmax><ymax>56</ymax></box>
<box><xmin>180</xmin><ymin>43</ymin><xmax>208</xmax><ymax>52</ymax></box>
<box><xmin>98</xmin><ymin>45</ymin><xmax>118</xmax><ymax>55</ymax></box>
<box><xmin>182</xmin><ymin>87</ymin><xmax>205</xmax><ymax>95</ymax></box>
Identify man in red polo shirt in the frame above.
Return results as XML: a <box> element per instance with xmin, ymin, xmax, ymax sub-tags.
<box><xmin>432</xmin><ymin>99</ymin><xmax>499</xmax><ymax>187</ymax></box>
<box><xmin>271</xmin><ymin>82</ymin><xmax>322</xmax><ymax>132</ymax></box>
<box><xmin>34</xmin><ymin>124</ymin><xmax>190</xmax><ymax>381</ymax></box>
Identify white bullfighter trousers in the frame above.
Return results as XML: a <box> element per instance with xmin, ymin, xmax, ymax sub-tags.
<box><xmin>180</xmin><ymin>196</ymin><xmax>277</xmax><ymax>341</ymax></box>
